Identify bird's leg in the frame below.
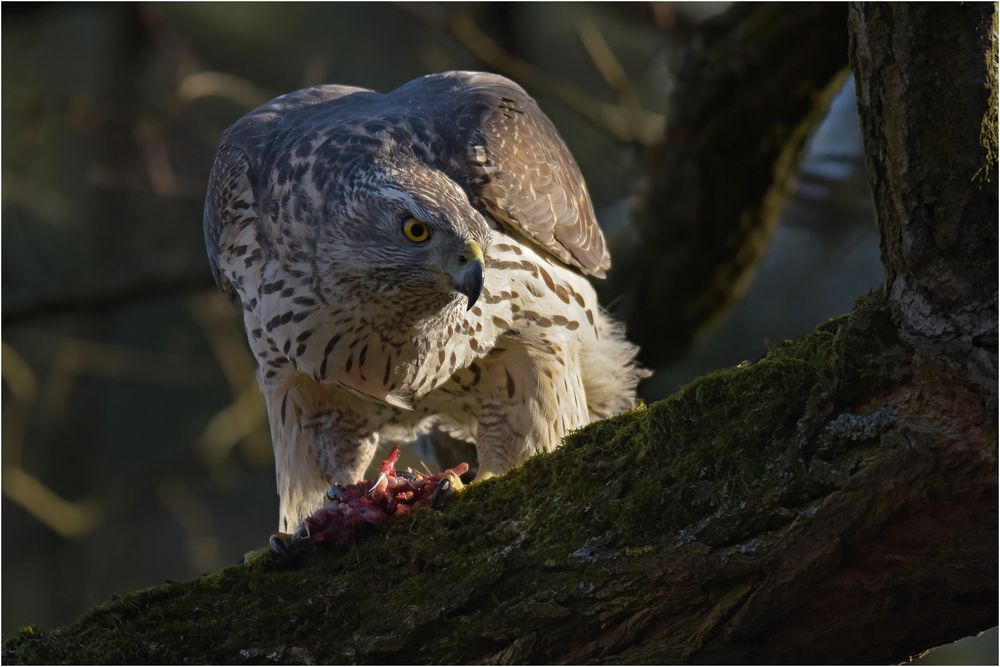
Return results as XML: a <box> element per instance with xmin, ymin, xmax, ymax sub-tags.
<box><xmin>472</xmin><ymin>346</ymin><xmax>590</xmax><ymax>478</ymax></box>
<box><xmin>278</xmin><ymin>427</ymin><xmax>379</xmax><ymax>531</ymax></box>
<box><xmin>268</xmin><ymin>372</ymin><xmax>391</xmax><ymax>532</ymax></box>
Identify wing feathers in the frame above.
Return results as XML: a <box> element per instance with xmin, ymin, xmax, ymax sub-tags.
<box><xmin>204</xmin><ymin>73</ymin><xmax>611</xmax><ymax>291</ymax></box>
<box><xmin>441</xmin><ymin>72</ymin><xmax>610</xmax><ymax>277</ymax></box>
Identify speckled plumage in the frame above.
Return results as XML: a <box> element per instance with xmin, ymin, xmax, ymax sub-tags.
<box><xmin>204</xmin><ymin>71</ymin><xmax>646</xmax><ymax>531</ymax></box>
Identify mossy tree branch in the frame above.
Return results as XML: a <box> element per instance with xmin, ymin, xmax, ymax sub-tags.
<box><xmin>4</xmin><ymin>3</ymin><xmax>997</xmax><ymax>664</ymax></box>
<box><xmin>605</xmin><ymin>2</ymin><xmax>851</xmax><ymax>370</ymax></box>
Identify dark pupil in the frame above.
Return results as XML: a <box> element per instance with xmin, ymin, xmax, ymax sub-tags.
<box><xmin>411</xmin><ymin>223</ymin><xmax>425</xmax><ymax>237</ymax></box>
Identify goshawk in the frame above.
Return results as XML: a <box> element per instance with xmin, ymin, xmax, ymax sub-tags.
<box><xmin>204</xmin><ymin>71</ymin><xmax>646</xmax><ymax>532</ymax></box>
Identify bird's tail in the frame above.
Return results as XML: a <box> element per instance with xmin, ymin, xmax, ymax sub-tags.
<box><xmin>581</xmin><ymin>309</ymin><xmax>651</xmax><ymax>420</ymax></box>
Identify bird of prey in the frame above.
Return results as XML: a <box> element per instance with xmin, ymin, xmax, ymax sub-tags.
<box><xmin>204</xmin><ymin>71</ymin><xmax>647</xmax><ymax>533</ymax></box>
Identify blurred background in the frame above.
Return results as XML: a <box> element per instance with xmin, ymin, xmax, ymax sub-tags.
<box><xmin>0</xmin><ymin>3</ymin><xmax>993</xmax><ymax>662</ymax></box>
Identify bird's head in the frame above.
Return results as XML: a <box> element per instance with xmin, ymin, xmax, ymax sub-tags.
<box><xmin>316</xmin><ymin>159</ymin><xmax>493</xmax><ymax>315</ymax></box>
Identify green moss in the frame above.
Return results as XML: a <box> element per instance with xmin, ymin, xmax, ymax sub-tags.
<box><xmin>980</xmin><ymin>5</ymin><xmax>998</xmax><ymax>181</ymax></box>
<box><xmin>2</xmin><ymin>294</ymin><xmax>911</xmax><ymax>665</ymax></box>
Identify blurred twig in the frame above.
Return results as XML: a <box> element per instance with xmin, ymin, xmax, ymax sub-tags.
<box><xmin>21</xmin><ymin>333</ymin><xmax>216</xmax><ymax>389</ymax></box>
<box><xmin>136</xmin><ymin>3</ymin><xmax>202</xmax><ymax>79</ymax></box>
<box><xmin>134</xmin><ymin>117</ymin><xmax>182</xmax><ymax>196</ymax></box>
<box><xmin>3</xmin><ymin>271</ymin><xmax>215</xmax><ymax>326</ymax></box>
<box><xmin>176</xmin><ymin>71</ymin><xmax>271</xmax><ymax>110</ymax></box>
<box><xmin>2</xmin><ymin>343</ymin><xmax>38</xmax><ymax>467</ymax></box>
<box><xmin>449</xmin><ymin>12</ymin><xmax>664</xmax><ymax>145</ymax></box>
<box><xmin>2</xmin><ymin>173</ymin><xmax>75</xmax><ymax>229</ymax></box>
<box><xmin>2</xmin><ymin>343</ymin><xmax>38</xmax><ymax>412</ymax></box>
<box><xmin>2</xmin><ymin>466</ymin><xmax>102</xmax><ymax>538</ymax></box>
<box><xmin>21</xmin><ymin>333</ymin><xmax>215</xmax><ymax>448</ymax></box>
<box><xmin>397</xmin><ymin>4</ymin><xmax>664</xmax><ymax>145</ymax></box>
<box><xmin>189</xmin><ymin>294</ymin><xmax>270</xmax><ymax>467</ymax></box>
<box><xmin>189</xmin><ymin>294</ymin><xmax>255</xmax><ymax>392</ymax></box>
<box><xmin>576</xmin><ymin>20</ymin><xmax>663</xmax><ymax>144</ymax></box>
<box><xmin>198</xmin><ymin>383</ymin><xmax>268</xmax><ymax>467</ymax></box>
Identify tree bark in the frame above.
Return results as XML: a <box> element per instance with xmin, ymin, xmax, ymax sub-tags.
<box><xmin>850</xmin><ymin>2</ymin><xmax>998</xmax><ymax>403</ymax></box>
<box><xmin>3</xmin><ymin>4</ymin><xmax>996</xmax><ymax>665</ymax></box>
<box><xmin>606</xmin><ymin>2</ymin><xmax>851</xmax><ymax>370</ymax></box>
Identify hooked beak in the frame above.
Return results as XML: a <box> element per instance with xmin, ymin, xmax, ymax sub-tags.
<box><xmin>450</xmin><ymin>240</ymin><xmax>485</xmax><ymax>310</ymax></box>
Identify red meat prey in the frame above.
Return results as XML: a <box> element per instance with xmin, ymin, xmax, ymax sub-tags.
<box><xmin>300</xmin><ymin>447</ymin><xmax>469</xmax><ymax>545</ymax></box>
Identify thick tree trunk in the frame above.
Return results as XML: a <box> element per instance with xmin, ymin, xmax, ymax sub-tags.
<box><xmin>850</xmin><ymin>2</ymin><xmax>998</xmax><ymax>402</ymax></box>
<box><xmin>4</xmin><ymin>4</ymin><xmax>996</xmax><ymax>665</ymax></box>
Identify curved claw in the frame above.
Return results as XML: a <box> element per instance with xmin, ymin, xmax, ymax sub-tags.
<box><xmin>430</xmin><ymin>478</ymin><xmax>452</xmax><ymax>509</ymax></box>
<box><xmin>368</xmin><ymin>472</ymin><xmax>388</xmax><ymax>495</ymax></box>
<box><xmin>396</xmin><ymin>469</ymin><xmax>418</xmax><ymax>482</ymax></box>
<box><xmin>326</xmin><ymin>483</ymin><xmax>346</xmax><ymax>503</ymax></box>
<box><xmin>269</xmin><ymin>532</ymin><xmax>292</xmax><ymax>559</ymax></box>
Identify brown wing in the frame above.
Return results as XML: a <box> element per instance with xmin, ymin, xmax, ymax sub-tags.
<box><xmin>206</xmin><ymin>73</ymin><xmax>610</xmax><ymax>283</ymax></box>
<box><xmin>440</xmin><ymin>72</ymin><xmax>611</xmax><ymax>278</ymax></box>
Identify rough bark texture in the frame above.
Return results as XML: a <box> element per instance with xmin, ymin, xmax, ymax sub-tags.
<box><xmin>606</xmin><ymin>2</ymin><xmax>850</xmax><ymax>370</ymax></box>
<box><xmin>3</xmin><ymin>3</ymin><xmax>997</xmax><ymax>665</ymax></box>
<box><xmin>850</xmin><ymin>2</ymin><xmax>998</xmax><ymax>404</ymax></box>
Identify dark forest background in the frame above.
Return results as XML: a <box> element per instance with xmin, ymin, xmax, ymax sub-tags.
<box><xmin>1</xmin><ymin>3</ymin><xmax>993</xmax><ymax>662</ymax></box>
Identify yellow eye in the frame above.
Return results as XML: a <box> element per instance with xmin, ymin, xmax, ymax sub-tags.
<box><xmin>402</xmin><ymin>217</ymin><xmax>431</xmax><ymax>242</ymax></box>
